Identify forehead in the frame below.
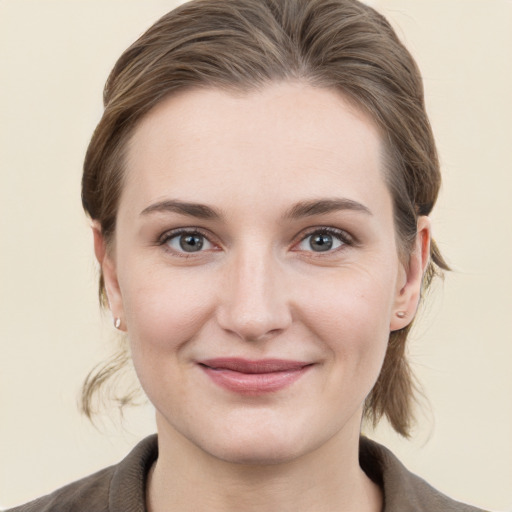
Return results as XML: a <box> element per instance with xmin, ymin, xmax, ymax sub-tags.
<box><xmin>122</xmin><ymin>82</ymin><xmax>388</xmax><ymax>215</ymax></box>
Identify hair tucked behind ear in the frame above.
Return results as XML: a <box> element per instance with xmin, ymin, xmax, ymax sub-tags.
<box><xmin>82</xmin><ymin>0</ymin><xmax>449</xmax><ymax>436</ymax></box>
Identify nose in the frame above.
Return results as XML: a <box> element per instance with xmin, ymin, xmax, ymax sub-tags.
<box><xmin>216</xmin><ymin>247</ymin><xmax>292</xmax><ymax>342</ymax></box>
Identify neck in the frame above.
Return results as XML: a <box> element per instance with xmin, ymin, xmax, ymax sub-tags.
<box><xmin>147</xmin><ymin>416</ymin><xmax>382</xmax><ymax>512</ymax></box>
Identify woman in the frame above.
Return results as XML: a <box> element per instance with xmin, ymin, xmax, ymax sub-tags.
<box><xmin>5</xmin><ymin>0</ymin><xmax>491</xmax><ymax>510</ymax></box>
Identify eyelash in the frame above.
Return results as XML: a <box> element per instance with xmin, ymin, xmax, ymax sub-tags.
<box><xmin>295</xmin><ymin>227</ymin><xmax>354</xmax><ymax>255</ymax></box>
<box><xmin>157</xmin><ymin>226</ymin><xmax>354</xmax><ymax>257</ymax></box>
<box><xmin>158</xmin><ymin>228</ymin><xmax>218</xmax><ymax>258</ymax></box>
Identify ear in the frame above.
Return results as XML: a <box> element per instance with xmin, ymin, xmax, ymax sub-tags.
<box><xmin>390</xmin><ymin>216</ymin><xmax>431</xmax><ymax>331</ymax></box>
<box><xmin>92</xmin><ymin>222</ymin><xmax>125</xmax><ymax>330</ymax></box>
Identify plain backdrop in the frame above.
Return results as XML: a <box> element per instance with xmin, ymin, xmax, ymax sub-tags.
<box><xmin>1</xmin><ymin>0</ymin><xmax>511</xmax><ymax>510</ymax></box>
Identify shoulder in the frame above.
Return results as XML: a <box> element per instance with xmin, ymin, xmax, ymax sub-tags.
<box><xmin>5</xmin><ymin>466</ymin><xmax>114</xmax><ymax>512</ymax></box>
<box><xmin>5</xmin><ymin>435</ymin><xmax>158</xmax><ymax>512</ymax></box>
<box><xmin>360</xmin><ymin>437</ymin><xmax>489</xmax><ymax>512</ymax></box>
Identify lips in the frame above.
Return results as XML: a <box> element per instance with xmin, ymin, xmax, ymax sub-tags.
<box><xmin>198</xmin><ymin>358</ymin><xmax>313</xmax><ymax>395</ymax></box>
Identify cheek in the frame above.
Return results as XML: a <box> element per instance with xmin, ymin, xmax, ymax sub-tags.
<box><xmin>296</xmin><ymin>265</ymin><xmax>396</xmax><ymax>377</ymax></box>
<box><xmin>300</xmin><ymin>264</ymin><xmax>396</xmax><ymax>334</ymax></box>
<box><xmin>119</xmin><ymin>267</ymin><xmax>218</xmax><ymax>410</ymax></box>
<box><xmin>119</xmin><ymin>263</ymin><xmax>216</xmax><ymax>355</ymax></box>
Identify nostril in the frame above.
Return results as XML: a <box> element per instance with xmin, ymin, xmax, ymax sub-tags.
<box><xmin>246</xmin><ymin>327</ymin><xmax>285</xmax><ymax>341</ymax></box>
<box><xmin>217</xmin><ymin>311</ymin><xmax>290</xmax><ymax>343</ymax></box>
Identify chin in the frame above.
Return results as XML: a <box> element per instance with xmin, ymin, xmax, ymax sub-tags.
<box><xmin>206</xmin><ymin>435</ymin><xmax>307</xmax><ymax>466</ymax></box>
<box><xmin>193</xmin><ymin>414</ymin><xmax>334</xmax><ymax>467</ymax></box>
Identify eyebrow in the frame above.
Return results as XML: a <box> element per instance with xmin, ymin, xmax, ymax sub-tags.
<box><xmin>140</xmin><ymin>197</ymin><xmax>371</xmax><ymax>220</ymax></box>
<box><xmin>283</xmin><ymin>198</ymin><xmax>372</xmax><ymax>219</ymax></box>
<box><xmin>140</xmin><ymin>200</ymin><xmax>222</xmax><ymax>219</ymax></box>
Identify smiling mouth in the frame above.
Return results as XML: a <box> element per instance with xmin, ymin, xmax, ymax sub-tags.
<box><xmin>198</xmin><ymin>358</ymin><xmax>313</xmax><ymax>395</ymax></box>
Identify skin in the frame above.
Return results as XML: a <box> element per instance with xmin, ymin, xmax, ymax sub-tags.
<box><xmin>94</xmin><ymin>82</ymin><xmax>430</xmax><ymax>512</ymax></box>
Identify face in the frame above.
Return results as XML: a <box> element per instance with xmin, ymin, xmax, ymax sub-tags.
<box><xmin>99</xmin><ymin>82</ymin><xmax>427</xmax><ymax>465</ymax></box>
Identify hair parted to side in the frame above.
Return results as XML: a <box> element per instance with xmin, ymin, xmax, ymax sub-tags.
<box><xmin>81</xmin><ymin>0</ymin><xmax>449</xmax><ymax>437</ymax></box>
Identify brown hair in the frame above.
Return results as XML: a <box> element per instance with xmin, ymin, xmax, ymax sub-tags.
<box><xmin>81</xmin><ymin>0</ymin><xmax>449</xmax><ymax>437</ymax></box>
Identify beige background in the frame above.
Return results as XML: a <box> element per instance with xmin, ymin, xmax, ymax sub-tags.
<box><xmin>1</xmin><ymin>0</ymin><xmax>511</xmax><ymax>510</ymax></box>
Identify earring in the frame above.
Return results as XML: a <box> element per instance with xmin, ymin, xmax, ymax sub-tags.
<box><xmin>396</xmin><ymin>311</ymin><xmax>407</xmax><ymax>319</ymax></box>
<box><xmin>114</xmin><ymin>317</ymin><xmax>122</xmax><ymax>329</ymax></box>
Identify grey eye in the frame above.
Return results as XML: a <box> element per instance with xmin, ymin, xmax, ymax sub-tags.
<box><xmin>297</xmin><ymin>231</ymin><xmax>344</xmax><ymax>252</ymax></box>
<box><xmin>166</xmin><ymin>232</ymin><xmax>213</xmax><ymax>253</ymax></box>
<box><xmin>179</xmin><ymin>234</ymin><xmax>204</xmax><ymax>252</ymax></box>
<box><xmin>311</xmin><ymin>233</ymin><xmax>334</xmax><ymax>251</ymax></box>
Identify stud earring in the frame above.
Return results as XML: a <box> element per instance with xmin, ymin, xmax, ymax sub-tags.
<box><xmin>396</xmin><ymin>311</ymin><xmax>407</xmax><ymax>319</ymax></box>
<box><xmin>114</xmin><ymin>317</ymin><xmax>122</xmax><ymax>329</ymax></box>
